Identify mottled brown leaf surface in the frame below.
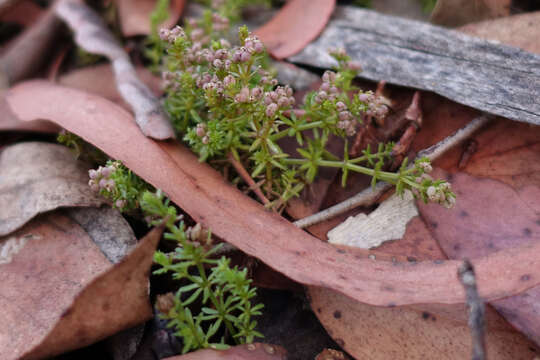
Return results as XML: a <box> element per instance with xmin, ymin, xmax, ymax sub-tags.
<box><xmin>0</xmin><ymin>142</ymin><xmax>105</xmax><ymax>236</ymax></box>
<box><xmin>417</xmin><ymin>118</ymin><xmax>540</xmax><ymax>345</ymax></box>
<box><xmin>0</xmin><ymin>213</ymin><xmax>112</xmax><ymax>360</ymax></box>
<box><xmin>7</xmin><ymin>80</ymin><xmax>540</xmax><ymax>307</ymax></box>
<box><xmin>116</xmin><ymin>0</ymin><xmax>185</xmax><ymax>37</ymax></box>
<box><xmin>163</xmin><ymin>343</ymin><xmax>287</xmax><ymax>360</ymax></box>
<box><xmin>21</xmin><ymin>226</ymin><xmax>161</xmax><ymax>359</ymax></box>
<box><xmin>308</xmin><ymin>286</ymin><xmax>538</xmax><ymax>360</ymax></box>
<box><xmin>255</xmin><ymin>0</ymin><xmax>335</xmax><ymax>59</ymax></box>
<box><xmin>431</xmin><ymin>0</ymin><xmax>510</xmax><ymax>27</ymax></box>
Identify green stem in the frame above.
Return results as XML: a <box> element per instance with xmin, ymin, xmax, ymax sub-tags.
<box><xmin>270</xmin><ymin>120</ymin><xmax>324</xmax><ymax>141</ymax></box>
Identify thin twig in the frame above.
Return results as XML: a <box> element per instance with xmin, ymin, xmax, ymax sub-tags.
<box><xmin>293</xmin><ymin>114</ymin><xmax>492</xmax><ymax>228</ymax></box>
<box><xmin>227</xmin><ymin>152</ymin><xmax>270</xmax><ymax>205</ymax></box>
<box><xmin>54</xmin><ymin>0</ymin><xmax>175</xmax><ymax>140</ymax></box>
<box><xmin>458</xmin><ymin>259</ymin><xmax>486</xmax><ymax>360</ymax></box>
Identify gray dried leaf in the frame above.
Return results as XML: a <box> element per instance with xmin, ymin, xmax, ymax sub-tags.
<box><xmin>0</xmin><ymin>142</ymin><xmax>105</xmax><ymax>236</ymax></box>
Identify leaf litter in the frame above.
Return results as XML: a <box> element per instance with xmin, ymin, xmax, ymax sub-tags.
<box><xmin>7</xmin><ymin>80</ymin><xmax>540</xmax><ymax>308</ymax></box>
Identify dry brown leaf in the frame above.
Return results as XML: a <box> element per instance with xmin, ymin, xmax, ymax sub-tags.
<box><xmin>417</xmin><ymin>118</ymin><xmax>540</xmax><ymax>345</ymax></box>
<box><xmin>0</xmin><ymin>6</ymin><xmax>61</xmax><ymax>87</ymax></box>
<box><xmin>0</xmin><ymin>142</ymin><xmax>105</xmax><ymax>236</ymax></box>
<box><xmin>58</xmin><ymin>64</ymin><xmax>162</xmax><ymax>110</ymax></box>
<box><xmin>430</xmin><ymin>0</ymin><xmax>511</xmax><ymax>27</ymax></box>
<box><xmin>21</xmin><ymin>225</ymin><xmax>162</xmax><ymax>359</ymax></box>
<box><xmin>7</xmin><ymin>80</ymin><xmax>540</xmax><ymax>307</ymax></box>
<box><xmin>0</xmin><ymin>213</ymin><xmax>112</xmax><ymax>360</ymax></box>
<box><xmin>308</xmin><ymin>286</ymin><xmax>538</xmax><ymax>360</ymax></box>
<box><xmin>0</xmin><ymin>91</ymin><xmax>59</xmax><ymax>133</ymax></box>
<box><xmin>460</xmin><ymin>11</ymin><xmax>540</xmax><ymax>54</ymax></box>
<box><xmin>310</xmin><ymin>216</ymin><xmax>539</xmax><ymax>359</ymax></box>
<box><xmin>163</xmin><ymin>343</ymin><xmax>287</xmax><ymax>360</ymax></box>
<box><xmin>55</xmin><ymin>0</ymin><xmax>175</xmax><ymax>140</ymax></box>
<box><xmin>255</xmin><ymin>0</ymin><xmax>336</xmax><ymax>59</ymax></box>
<box><xmin>0</xmin><ymin>0</ymin><xmax>43</xmax><ymax>27</ymax></box>
<box><xmin>116</xmin><ymin>0</ymin><xmax>186</xmax><ymax>37</ymax></box>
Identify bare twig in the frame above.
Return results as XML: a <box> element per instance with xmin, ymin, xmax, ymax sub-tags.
<box><xmin>54</xmin><ymin>0</ymin><xmax>175</xmax><ymax>140</ymax></box>
<box><xmin>0</xmin><ymin>6</ymin><xmax>62</xmax><ymax>88</ymax></box>
<box><xmin>227</xmin><ymin>152</ymin><xmax>270</xmax><ymax>205</ymax></box>
<box><xmin>458</xmin><ymin>259</ymin><xmax>486</xmax><ymax>360</ymax></box>
<box><xmin>294</xmin><ymin>114</ymin><xmax>492</xmax><ymax>228</ymax></box>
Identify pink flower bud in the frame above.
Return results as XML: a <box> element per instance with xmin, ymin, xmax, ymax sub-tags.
<box><xmin>277</xmin><ymin>97</ymin><xmax>289</xmax><ymax>108</ymax></box>
<box><xmin>88</xmin><ymin>169</ymin><xmax>98</xmax><ymax>179</ymax></box>
<box><xmin>202</xmin><ymin>135</ymin><xmax>210</xmax><ymax>144</ymax></box>
<box><xmin>234</xmin><ymin>87</ymin><xmax>250</xmax><ymax>103</ymax></box>
<box><xmin>251</xmin><ymin>87</ymin><xmax>263</xmax><ymax>100</ymax></box>
<box><xmin>266</xmin><ymin>103</ymin><xmax>278</xmax><ymax>117</ymax></box>
<box><xmin>159</xmin><ymin>29</ymin><xmax>169</xmax><ymax>41</ymax></box>
<box><xmin>240</xmin><ymin>50</ymin><xmax>251</xmax><ymax>62</ymax></box>
<box><xmin>336</xmin><ymin>101</ymin><xmax>347</xmax><ymax>112</ymax></box>
<box><xmin>115</xmin><ymin>199</ymin><xmax>126</xmax><ymax>209</ymax></box>
<box><xmin>253</xmin><ymin>41</ymin><xmax>264</xmax><ymax>53</ymax></box>
<box><xmin>196</xmin><ymin>124</ymin><xmax>206</xmax><ymax>137</ymax></box>
<box><xmin>339</xmin><ymin>111</ymin><xmax>352</xmax><ymax>121</ymax></box>
<box><xmin>223</xmin><ymin>75</ymin><xmax>235</xmax><ymax>87</ymax></box>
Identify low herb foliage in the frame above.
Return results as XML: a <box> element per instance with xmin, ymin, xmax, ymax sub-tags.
<box><xmin>142</xmin><ymin>191</ymin><xmax>264</xmax><ymax>353</ymax></box>
<box><xmin>157</xmin><ymin>21</ymin><xmax>456</xmax><ymax>211</ymax></box>
<box><xmin>84</xmin><ymin>160</ymin><xmax>264</xmax><ymax>353</ymax></box>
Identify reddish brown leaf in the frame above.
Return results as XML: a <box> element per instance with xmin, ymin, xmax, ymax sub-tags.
<box><xmin>0</xmin><ymin>7</ymin><xmax>61</xmax><ymax>86</ymax></box>
<box><xmin>116</xmin><ymin>0</ymin><xmax>186</xmax><ymax>37</ymax></box>
<box><xmin>0</xmin><ymin>0</ymin><xmax>43</xmax><ymax>27</ymax></box>
<box><xmin>255</xmin><ymin>0</ymin><xmax>336</xmax><ymax>59</ymax></box>
<box><xmin>460</xmin><ymin>11</ymin><xmax>540</xmax><ymax>54</ymax></box>
<box><xmin>7</xmin><ymin>80</ymin><xmax>540</xmax><ymax>307</ymax></box>
<box><xmin>58</xmin><ymin>64</ymin><xmax>162</xmax><ymax>110</ymax></box>
<box><xmin>310</xmin><ymin>216</ymin><xmax>539</xmax><ymax>358</ymax></box>
<box><xmin>0</xmin><ymin>142</ymin><xmax>105</xmax><ymax>236</ymax></box>
<box><xmin>308</xmin><ymin>286</ymin><xmax>538</xmax><ymax>360</ymax></box>
<box><xmin>0</xmin><ymin>213</ymin><xmax>134</xmax><ymax>360</ymax></box>
<box><xmin>0</xmin><ymin>92</ymin><xmax>59</xmax><ymax>133</ymax></box>
<box><xmin>163</xmin><ymin>343</ymin><xmax>287</xmax><ymax>360</ymax></box>
<box><xmin>20</xmin><ymin>225</ymin><xmax>161</xmax><ymax>359</ymax></box>
<box><xmin>417</xmin><ymin>118</ymin><xmax>540</xmax><ymax>345</ymax></box>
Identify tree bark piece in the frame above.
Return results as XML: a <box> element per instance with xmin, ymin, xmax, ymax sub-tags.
<box><xmin>54</xmin><ymin>0</ymin><xmax>175</xmax><ymax>140</ymax></box>
<box><xmin>289</xmin><ymin>6</ymin><xmax>540</xmax><ymax>126</ymax></box>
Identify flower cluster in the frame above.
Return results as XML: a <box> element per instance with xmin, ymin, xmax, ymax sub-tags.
<box><xmin>158</xmin><ymin>23</ymin><xmax>455</xmax><ymax>210</ymax></box>
<box><xmin>88</xmin><ymin>160</ymin><xmax>151</xmax><ymax>212</ymax></box>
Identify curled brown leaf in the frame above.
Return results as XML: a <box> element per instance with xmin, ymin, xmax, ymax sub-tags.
<box><xmin>7</xmin><ymin>80</ymin><xmax>540</xmax><ymax>307</ymax></box>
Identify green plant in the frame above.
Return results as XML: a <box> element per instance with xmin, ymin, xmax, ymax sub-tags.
<box><xmin>141</xmin><ymin>190</ymin><xmax>264</xmax><ymax>353</ymax></box>
<box><xmin>420</xmin><ymin>0</ymin><xmax>437</xmax><ymax>13</ymax></box>
<box><xmin>146</xmin><ymin>0</ymin><xmax>172</xmax><ymax>71</ymax></box>
<box><xmin>84</xmin><ymin>159</ymin><xmax>265</xmax><ymax>352</ymax></box>
<box><xmin>88</xmin><ymin>160</ymin><xmax>151</xmax><ymax>212</ymax></box>
<box><xmin>159</xmin><ymin>24</ymin><xmax>456</xmax><ymax>211</ymax></box>
<box><xmin>195</xmin><ymin>0</ymin><xmax>271</xmax><ymax>23</ymax></box>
